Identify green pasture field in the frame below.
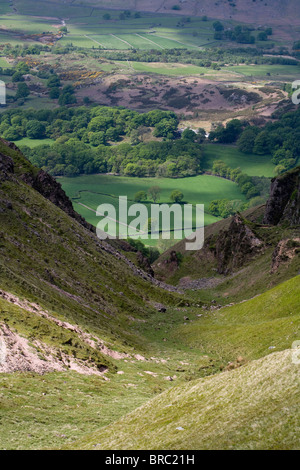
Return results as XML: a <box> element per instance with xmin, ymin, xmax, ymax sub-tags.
<box><xmin>59</xmin><ymin>35</ymin><xmax>98</xmax><ymax>48</ymax></box>
<box><xmin>59</xmin><ymin>173</ymin><xmax>247</xmax><ymax>242</ymax></box>
<box><xmin>203</xmin><ymin>143</ymin><xmax>275</xmax><ymax>177</ymax></box>
<box><xmin>0</xmin><ymin>15</ymin><xmax>57</xmax><ymax>34</ymax></box>
<box><xmin>14</xmin><ymin>137</ymin><xmax>55</xmax><ymax>148</ymax></box>
<box><xmin>129</xmin><ymin>61</ymin><xmax>218</xmax><ymax>76</ymax></box>
<box><xmin>0</xmin><ymin>94</ymin><xmax>58</xmax><ymax>112</ymax></box>
<box><xmin>0</xmin><ymin>30</ymin><xmax>30</xmax><ymax>46</ymax></box>
<box><xmin>0</xmin><ymin>57</ymin><xmax>11</xmax><ymax>68</ymax></box>
<box><xmin>226</xmin><ymin>64</ymin><xmax>300</xmax><ymax>79</ymax></box>
<box><xmin>86</xmin><ymin>34</ymin><xmax>133</xmax><ymax>50</ymax></box>
<box><xmin>0</xmin><ymin>2</ymin><xmax>292</xmax><ymax>54</ymax></box>
<box><xmin>0</xmin><ymin>3</ymin><xmax>219</xmax><ymax>50</ymax></box>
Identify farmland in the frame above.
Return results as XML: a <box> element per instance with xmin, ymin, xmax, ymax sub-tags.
<box><xmin>0</xmin><ymin>0</ymin><xmax>298</xmax><ymax>247</ymax></box>
<box><xmin>59</xmin><ymin>173</ymin><xmax>247</xmax><ymax>244</ymax></box>
<box><xmin>0</xmin><ymin>0</ymin><xmax>297</xmax><ymax>53</ymax></box>
<box><xmin>0</xmin><ymin>2</ymin><xmax>217</xmax><ymax>50</ymax></box>
<box><xmin>202</xmin><ymin>144</ymin><xmax>275</xmax><ymax>177</ymax></box>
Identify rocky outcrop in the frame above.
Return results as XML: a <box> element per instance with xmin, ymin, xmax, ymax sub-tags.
<box><xmin>0</xmin><ymin>151</ymin><xmax>14</xmax><ymax>181</ymax></box>
<box><xmin>271</xmin><ymin>238</ymin><xmax>300</xmax><ymax>273</ymax></box>
<box><xmin>263</xmin><ymin>166</ymin><xmax>300</xmax><ymax>226</ymax></box>
<box><xmin>214</xmin><ymin>214</ymin><xmax>264</xmax><ymax>274</ymax></box>
<box><xmin>0</xmin><ymin>138</ymin><xmax>94</xmax><ymax>231</ymax></box>
<box><xmin>22</xmin><ymin>169</ymin><xmax>94</xmax><ymax>231</ymax></box>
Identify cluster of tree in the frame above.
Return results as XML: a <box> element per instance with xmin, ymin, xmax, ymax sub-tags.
<box><xmin>0</xmin><ymin>106</ymin><xmax>179</xmax><ymax>144</ymax></box>
<box><xmin>1</xmin><ymin>43</ymin><xmax>48</xmax><ymax>58</ymax></box>
<box><xmin>236</xmin><ymin>110</ymin><xmax>300</xmax><ymax>174</ymax></box>
<box><xmin>118</xmin><ymin>10</ymin><xmax>141</xmax><ymax>20</ymax></box>
<box><xmin>20</xmin><ymin>137</ymin><xmax>203</xmax><ymax>178</ymax></box>
<box><xmin>47</xmin><ymin>75</ymin><xmax>77</xmax><ymax>105</ymax></box>
<box><xmin>208</xmin><ymin>160</ymin><xmax>270</xmax><ymax>218</ymax></box>
<box><xmin>0</xmin><ymin>60</ymin><xmax>57</xmax><ymax>81</ymax></box>
<box><xmin>0</xmin><ymin>61</ymin><xmax>31</xmax><ymax>104</ymax></box>
<box><xmin>209</xmin><ymin>119</ymin><xmax>244</xmax><ymax>144</ymax></box>
<box><xmin>14</xmin><ymin>114</ymin><xmax>203</xmax><ymax>177</ymax></box>
<box><xmin>82</xmin><ymin>46</ymin><xmax>296</xmax><ymax>68</ymax></box>
<box><xmin>134</xmin><ymin>188</ymin><xmax>184</xmax><ymax>203</ymax></box>
<box><xmin>211</xmin><ymin>160</ymin><xmax>263</xmax><ymax>201</ymax></box>
<box><xmin>127</xmin><ymin>239</ymin><xmax>160</xmax><ymax>264</ymax></box>
<box><xmin>208</xmin><ymin>199</ymin><xmax>248</xmax><ymax>218</ymax></box>
<box><xmin>213</xmin><ymin>23</ymin><xmax>272</xmax><ymax>44</ymax></box>
<box><xmin>213</xmin><ymin>22</ymin><xmax>256</xmax><ymax>44</ymax></box>
<box><xmin>209</xmin><ymin>110</ymin><xmax>300</xmax><ymax>175</ymax></box>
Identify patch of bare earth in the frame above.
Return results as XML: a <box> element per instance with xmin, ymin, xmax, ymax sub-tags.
<box><xmin>271</xmin><ymin>238</ymin><xmax>300</xmax><ymax>273</ymax></box>
<box><xmin>0</xmin><ymin>323</ymin><xmax>107</xmax><ymax>376</ymax></box>
<box><xmin>0</xmin><ymin>290</ymin><xmax>132</xmax><ymax>371</ymax></box>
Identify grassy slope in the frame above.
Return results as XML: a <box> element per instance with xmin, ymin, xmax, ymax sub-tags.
<box><xmin>14</xmin><ymin>138</ymin><xmax>55</xmax><ymax>148</ymax></box>
<box><xmin>66</xmin><ymin>275</ymin><xmax>300</xmax><ymax>451</ymax></box>
<box><xmin>68</xmin><ymin>347</ymin><xmax>299</xmax><ymax>450</ymax></box>
<box><xmin>3</xmin><ymin>0</ymin><xmax>298</xmax><ymax>53</ymax></box>
<box><xmin>0</xmin><ymin>140</ymin><xmax>299</xmax><ymax>449</ymax></box>
<box><xmin>171</xmin><ymin>275</ymin><xmax>300</xmax><ymax>362</ymax></box>
<box><xmin>0</xmin><ymin>138</ymin><xmax>195</xmax><ymax>449</ymax></box>
<box><xmin>0</xmin><ymin>139</ymin><xmax>184</xmax><ymax>352</ymax></box>
<box><xmin>202</xmin><ymin>143</ymin><xmax>275</xmax><ymax>177</ymax></box>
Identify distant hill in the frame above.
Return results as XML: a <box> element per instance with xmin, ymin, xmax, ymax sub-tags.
<box><xmin>81</xmin><ymin>0</ymin><xmax>300</xmax><ymax>25</ymax></box>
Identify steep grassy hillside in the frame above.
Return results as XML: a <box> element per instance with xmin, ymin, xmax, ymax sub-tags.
<box><xmin>68</xmin><ymin>348</ymin><xmax>299</xmax><ymax>450</ymax></box>
<box><xmin>0</xmin><ymin>138</ymin><xmax>194</xmax><ymax>448</ymax></box>
<box><xmin>0</xmin><ymin>139</ymin><xmax>299</xmax><ymax>450</ymax></box>
<box><xmin>171</xmin><ymin>275</ymin><xmax>300</xmax><ymax>362</ymax></box>
<box><xmin>0</xmin><ymin>138</ymin><xmax>182</xmax><ymax>355</ymax></box>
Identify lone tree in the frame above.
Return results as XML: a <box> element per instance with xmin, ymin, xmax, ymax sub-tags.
<box><xmin>16</xmin><ymin>82</ymin><xmax>30</xmax><ymax>100</ymax></box>
<box><xmin>148</xmin><ymin>186</ymin><xmax>161</xmax><ymax>203</ymax></box>
<box><xmin>213</xmin><ymin>21</ymin><xmax>224</xmax><ymax>32</ymax></box>
<box><xmin>170</xmin><ymin>190</ymin><xmax>184</xmax><ymax>203</ymax></box>
<box><xmin>134</xmin><ymin>191</ymin><xmax>148</xmax><ymax>202</ymax></box>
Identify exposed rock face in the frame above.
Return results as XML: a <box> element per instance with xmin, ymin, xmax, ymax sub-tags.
<box><xmin>271</xmin><ymin>238</ymin><xmax>300</xmax><ymax>273</ymax></box>
<box><xmin>0</xmin><ymin>151</ymin><xmax>14</xmax><ymax>181</ymax></box>
<box><xmin>136</xmin><ymin>251</ymin><xmax>154</xmax><ymax>277</ymax></box>
<box><xmin>22</xmin><ymin>169</ymin><xmax>93</xmax><ymax>231</ymax></box>
<box><xmin>0</xmin><ymin>138</ymin><xmax>94</xmax><ymax>231</ymax></box>
<box><xmin>263</xmin><ymin>166</ymin><xmax>300</xmax><ymax>226</ymax></box>
<box><xmin>215</xmin><ymin>215</ymin><xmax>264</xmax><ymax>274</ymax></box>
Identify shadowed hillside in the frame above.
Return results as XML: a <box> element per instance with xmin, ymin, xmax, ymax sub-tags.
<box><xmin>64</xmin><ymin>0</ymin><xmax>300</xmax><ymax>25</ymax></box>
